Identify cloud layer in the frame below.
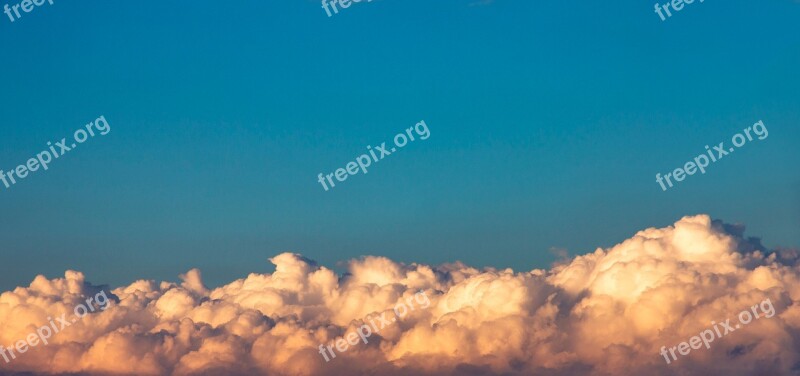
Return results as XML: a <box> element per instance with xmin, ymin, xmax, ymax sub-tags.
<box><xmin>1</xmin><ymin>214</ymin><xmax>797</xmax><ymax>375</ymax></box>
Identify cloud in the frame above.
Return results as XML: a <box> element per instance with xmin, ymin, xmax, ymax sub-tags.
<box><xmin>0</xmin><ymin>214</ymin><xmax>797</xmax><ymax>375</ymax></box>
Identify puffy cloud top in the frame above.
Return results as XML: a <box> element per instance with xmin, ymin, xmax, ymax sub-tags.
<box><xmin>0</xmin><ymin>215</ymin><xmax>796</xmax><ymax>375</ymax></box>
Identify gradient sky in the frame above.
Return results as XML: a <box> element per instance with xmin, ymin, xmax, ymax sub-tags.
<box><xmin>0</xmin><ymin>0</ymin><xmax>798</xmax><ymax>291</ymax></box>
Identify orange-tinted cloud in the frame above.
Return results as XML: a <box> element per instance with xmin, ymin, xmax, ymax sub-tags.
<box><xmin>0</xmin><ymin>215</ymin><xmax>796</xmax><ymax>375</ymax></box>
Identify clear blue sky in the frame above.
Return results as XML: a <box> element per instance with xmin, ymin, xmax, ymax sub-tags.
<box><xmin>0</xmin><ymin>0</ymin><xmax>798</xmax><ymax>290</ymax></box>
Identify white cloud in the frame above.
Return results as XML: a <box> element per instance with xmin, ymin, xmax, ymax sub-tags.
<box><xmin>0</xmin><ymin>214</ymin><xmax>796</xmax><ymax>375</ymax></box>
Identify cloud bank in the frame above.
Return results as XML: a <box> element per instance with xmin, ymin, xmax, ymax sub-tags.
<box><xmin>1</xmin><ymin>215</ymin><xmax>798</xmax><ymax>375</ymax></box>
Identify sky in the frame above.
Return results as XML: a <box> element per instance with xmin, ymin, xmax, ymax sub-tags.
<box><xmin>0</xmin><ymin>0</ymin><xmax>798</xmax><ymax>292</ymax></box>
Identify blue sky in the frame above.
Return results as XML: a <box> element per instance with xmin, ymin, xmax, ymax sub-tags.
<box><xmin>0</xmin><ymin>0</ymin><xmax>798</xmax><ymax>290</ymax></box>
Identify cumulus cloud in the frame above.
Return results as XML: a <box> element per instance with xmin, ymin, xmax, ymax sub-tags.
<box><xmin>0</xmin><ymin>214</ymin><xmax>797</xmax><ymax>375</ymax></box>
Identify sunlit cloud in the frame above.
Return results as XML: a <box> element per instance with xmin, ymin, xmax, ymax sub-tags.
<box><xmin>0</xmin><ymin>214</ymin><xmax>796</xmax><ymax>375</ymax></box>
